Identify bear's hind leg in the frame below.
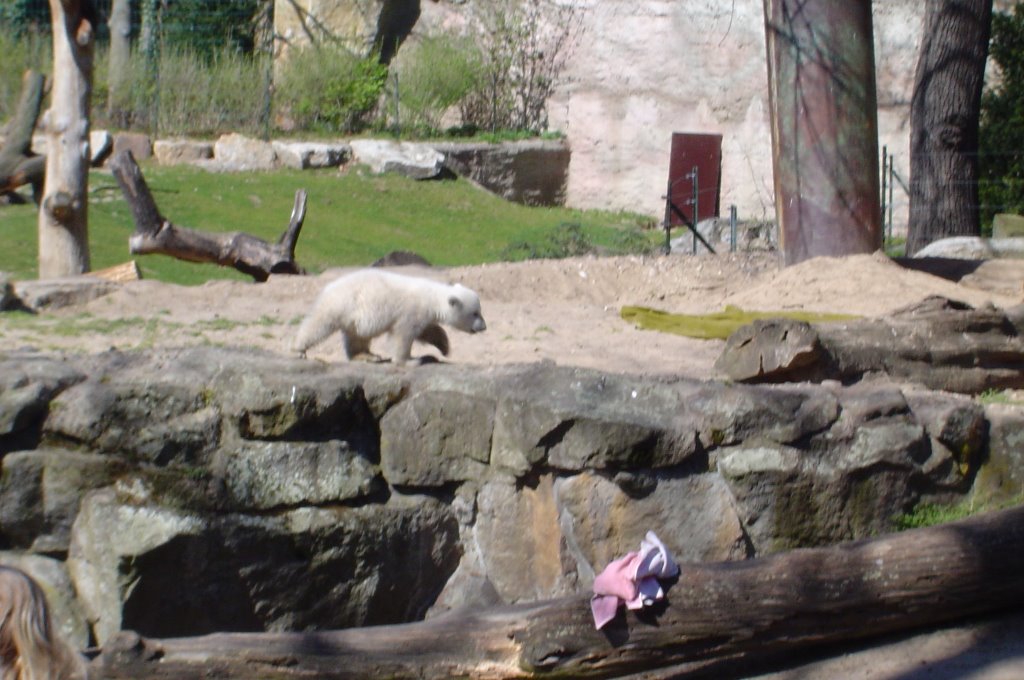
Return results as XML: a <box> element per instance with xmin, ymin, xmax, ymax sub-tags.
<box><xmin>342</xmin><ymin>332</ymin><xmax>378</xmax><ymax>361</ymax></box>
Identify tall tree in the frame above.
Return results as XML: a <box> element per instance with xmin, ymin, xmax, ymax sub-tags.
<box><xmin>39</xmin><ymin>0</ymin><xmax>95</xmax><ymax>278</ymax></box>
<box><xmin>762</xmin><ymin>0</ymin><xmax>882</xmax><ymax>266</ymax></box>
<box><xmin>907</xmin><ymin>0</ymin><xmax>994</xmax><ymax>255</ymax></box>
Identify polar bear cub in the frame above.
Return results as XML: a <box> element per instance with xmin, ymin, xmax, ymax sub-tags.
<box><xmin>292</xmin><ymin>269</ymin><xmax>487</xmax><ymax>365</ymax></box>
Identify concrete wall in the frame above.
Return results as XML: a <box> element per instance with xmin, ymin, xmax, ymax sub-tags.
<box><xmin>277</xmin><ymin>0</ymin><xmax>1014</xmax><ymax>233</ymax></box>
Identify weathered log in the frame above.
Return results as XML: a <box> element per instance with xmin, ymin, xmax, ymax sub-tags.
<box><xmin>108</xmin><ymin>149</ymin><xmax>307</xmax><ymax>282</ymax></box>
<box><xmin>92</xmin><ymin>505</ymin><xmax>1024</xmax><ymax>679</ymax></box>
<box><xmin>0</xmin><ymin>70</ymin><xmax>46</xmax><ymax>198</ymax></box>
<box><xmin>715</xmin><ymin>295</ymin><xmax>1024</xmax><ymax>393</ymax></box>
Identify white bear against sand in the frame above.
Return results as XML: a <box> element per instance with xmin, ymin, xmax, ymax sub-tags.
<box><xmin>292</xmin><ymin>269</ymin><xmax>487</xmax><ymax>365</ymax></box>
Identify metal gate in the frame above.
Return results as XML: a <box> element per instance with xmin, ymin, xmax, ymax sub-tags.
<box><xmin>663</xmin><ymin>132</ymin><xmax>723</xmax><ymax>253</ymax></box>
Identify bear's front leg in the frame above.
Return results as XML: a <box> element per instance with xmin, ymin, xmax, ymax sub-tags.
<box><xmin>390</xmin><ymin>325</ymin><xmax>418</xmax><ymax>366</ymax></box>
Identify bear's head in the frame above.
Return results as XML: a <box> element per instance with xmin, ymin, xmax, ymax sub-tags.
<box><xmin>447</xmin><ymin>284</ymin><xmax>487</xmax><ymax>334</ymax></box>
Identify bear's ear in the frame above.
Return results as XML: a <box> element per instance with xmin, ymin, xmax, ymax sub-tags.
<box><xmin>449</xmin><ymin>296</ymin><xmax>463</xmax><ymax>310</ymax></box>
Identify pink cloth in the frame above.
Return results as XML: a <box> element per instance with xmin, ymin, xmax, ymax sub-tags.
<box><xmin>590</xmin><ymin>531</ymin><xmax>680</xmax><ymax>629</ymax></box>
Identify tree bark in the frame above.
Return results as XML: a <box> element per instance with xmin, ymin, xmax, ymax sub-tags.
<box><xmin>106</xmin><ymin>0</ymin><xmax>131</xmax><ymax>126</ymax></box>
<box><xmin>714</xmin><ymin>295</ymin><xmax>1024</xmax><ymax>394</ymax></box>
<box><xmin>907</xmin><ymin>0</ymin><xmax>994</xmax><ymax>256</ymax></box>
<box><xmin>762</xmin><ymin>0</ymin><xmax>882</xmax><ymax>265</ymax></box>
<box><xmin>108</xmin><ymin>150</ymin><xmax>307</xmax><ymax>282</ymax></box>
<box><xmin>92</xmin><ymin>505</ymin><xmax>1024</xmax><ymax>679</ymax></box>
<box><xmin>0</xmin><ymin>70</ymin><xmax>46</xmax><ymax>199</ymax></box>
<box><xmin>39</xmin><ymin>0</ymin><xmax>95</xmax><ymax>278</ymax></box>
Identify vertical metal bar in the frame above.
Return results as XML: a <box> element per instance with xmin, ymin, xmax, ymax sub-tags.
<box><xmin>880</xmin><ymin>144</ymin><xmax>888</xmax><ymax>244</ymax></box>
<box><xmin>763</xmin><ymin>0</ymin><xmax>882</xmax><ymax>265</ymax></box>
<box><xmin>692</xmin><ymin>166</ymin><xmax>699</xmax><ymax>254</ymax></box>
<box><xmin>663</xmin><ymin>180</ymin><xmax>673</xmax><ymax>254</ymax></box>
<box><xmin>888</xmin><ymin>153</ymin><xmax>895</xmax><ymax>241</ymax></box>
<box><xmin>730</xmin><ymin>205</ymin><xmax>738</xmax><ymax>252</ymax></box>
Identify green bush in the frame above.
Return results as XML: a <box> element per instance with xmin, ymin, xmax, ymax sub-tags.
<box><xmin>391</xmin><ymin>33</ymin><xmax>483</xmax><ymax>136</ymax></box>
<box><xmin>275</xmin><ymin>44</ymin><xmax>388</xmax><ymax>134</ymax></box>
<box><xmin>91</xmin><ymin>45</ymin><xmax>269</xmax><ymax>136</ymax></box>
<box><xmin>980</xmin><ymin>4</ymin><xmax>1024</xmax><ymax>230</ymax></box>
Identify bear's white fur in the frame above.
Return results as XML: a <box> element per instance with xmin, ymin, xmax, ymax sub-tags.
<box><xmin>292</xmin><ymin>269</ymin><xmax>487</xmax><ymax>365</ymax></box>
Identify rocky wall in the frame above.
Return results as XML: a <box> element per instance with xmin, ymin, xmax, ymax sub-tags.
<box><xmin>0</xmin><ymin>346</ymin><xmax>1018</xmax><ymax>649</ymax></box>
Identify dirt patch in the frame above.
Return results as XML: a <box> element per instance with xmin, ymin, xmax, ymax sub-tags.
<box><xmin>6</xmin><ymin>250</ymin><xmax>1023</xmax><ymax>379</ymax></box>
<box><xmin>8</xmin><ymin>250</ymin><xmax>1024</xmax><ymax>377</ymax></box>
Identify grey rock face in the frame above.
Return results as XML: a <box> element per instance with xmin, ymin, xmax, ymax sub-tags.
<box><xmin>0</xmin><ymin>345</ymin><xmax>1016</xmax><ymax>648</ymax></box>
<box><xmin>349</xmin><ymin>139</ymin><xmax>445</xmax><ymax>179</ymax></box>
<box><xmin>69</xmin><ymin>484</ymin><xmax>459</xmax><ymax>644</ymax></box>
<box><xmin>436</xmin><ymin>140</ymin><xmax>570</xmax><ymax>206</ymax></box>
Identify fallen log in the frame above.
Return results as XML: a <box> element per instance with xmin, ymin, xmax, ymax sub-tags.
<box><xmin>92</xmin><ymin>504</ymin><xmax>1024</xmax><ymax>679</ymax></box>
<box><xmin>108</xmin><ymin>150</ymin><xmax>307</xmax><ymax>282</ymax></box>
<box><xmin>0</xmin><ymin>69</ymin><xmax>46</xmax><ymax>200</ymax></box>
<box><xmin>714</xmin><ymin>295</ymin><xmax>1024</xmax><ymax>393</ymax></box>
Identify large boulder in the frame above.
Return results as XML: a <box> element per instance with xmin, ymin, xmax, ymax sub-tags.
<box><xmin>435</xmin><ymin>140</ymin><xmax>571</xmax><ymax>206</ymax></box>
<box><xmin>0</xmin><ymin>448</ymin><xmax>128</xmax><ymax>553</ymax></box>
<box><xmin>68</xmin><ymin>482</ymin><xmax>460</xmax><ymax>645</ymax></box>
<box><xmin>349</xmin><ymin>139</ymin><xmax>445</xmax><ymax>179</ymax></box>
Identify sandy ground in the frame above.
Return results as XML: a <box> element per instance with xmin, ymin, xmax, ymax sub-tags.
<box><xmin>6</xmin><ymin>250</ymin><xmax>1024</xmax><ymax>380</ymax></box>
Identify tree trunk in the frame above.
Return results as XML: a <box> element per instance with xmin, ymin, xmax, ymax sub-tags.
<box><xmin>0</xmin><ymin>70</ymin><xmax>46</xmax><ymax>199</ymax></box>
<box><xmin>39</xmin><ymin>0</ymin><xmax>95</xmax><ymax>279</ymax></box>
<box><xmin>106</xmin><ymin>0</ymin><xmax>131</xmax><ymax>125</ymax></box>
<box><xmin>762</xmin><ymin>0</ymin><xmax>882</xmax><ymax>266</ymax></box>
<box><xmin>92</xmin><ymin>505</ymin><xmax>1024</xmax><ymax>679</ymax></box>
<box><xmin>907</xmin><ymin>0</ymin><xmax>993</xmax><ymax>256</ymax></box>
<box><xmin>714</xmin><ymin>294</ymin><xmax>1024</xmax><ymax>394</ymax></box>
<box><xmin>109</xmin><ymin>150</ymin><xmax>307</xmax><ymax>282</ymax></box>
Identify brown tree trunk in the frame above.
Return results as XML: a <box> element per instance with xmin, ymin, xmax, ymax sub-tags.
<box><xmin>907</xmin><ymin>0</ymin><xmax>993</xmax><ymax>256</ymax></box>
<box><xmin>93</xmin><ymin>505</ymin><xmax>1024</xmax><ymax>679</ymax></box>
<box><xmin>109</xmin><ymin>150</ymin><xmax>307</xmax><ymax>281</ymax></box>
<box><xmin>762</xmin><ymin>0</ymin><xmax>882</xmax><ymax>266</ymax></box>
<box><xmin>39</xmin><ymin>0</ymin><xmax>95</xmax><ymax>278</ymax></box>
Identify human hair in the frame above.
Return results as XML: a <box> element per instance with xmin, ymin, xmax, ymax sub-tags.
<box><xmin>0</xmin><ymin>566</ymin><xmax>87</xmax><ymax>680</ymax></box>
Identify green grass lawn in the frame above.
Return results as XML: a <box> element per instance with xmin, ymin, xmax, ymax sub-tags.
<box><xmin>0</xmin><ymin>163</ymin><xmax>658</xmax><ymax>286</ymax></box>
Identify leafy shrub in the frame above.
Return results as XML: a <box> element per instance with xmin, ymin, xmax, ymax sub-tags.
<box><xmin>980</xmin><ymin>4</ymin><xmax>1024</xmax><ymax>230</ymax></box>
<box><xmin>460</xmin><ymin>0</ymin><xmax>583</xmax><ymax>134</ymax></box>
<box><xmin>274</xmin><ymin>44</ymin><xmax>388</xmax><ymax>134</ymax></box>
<box><xmin>391</xmin><ymin>33</ymin><xmax>483</xmax><ymax>135</ymax></box>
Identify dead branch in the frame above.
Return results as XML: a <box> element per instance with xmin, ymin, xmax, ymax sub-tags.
<box><xmin>108</xmin><ymin>149</ymin><xmax>307</xmax><ymax>282</ymax></box>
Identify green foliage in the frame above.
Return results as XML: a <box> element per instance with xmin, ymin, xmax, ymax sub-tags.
<box><xmin>160</xmin><ymin>0</ymin><xmax>262</xmax><ymax>57</ymax></box>
<box><xmin>275</xmin><ymin>44</ymin><xmax>388</xmax><ymax>134</ymax></box>
<box><xmin>0</xmin><ymin>164</ymin><xmax>658</xmax><ymax>285</ymax></box>
<box><xmin>980</xmin><ymin>5</ymin><xmax>1024</xmax><ymax>230</ymax></box>
<box><xmin>392</xmin><ymin>33</ymin><xmax>484</xmax><ymax>136</ymax></box>
<box><xmin>977</xmin><ymin>388</ymin><xmax>1024</xmax><ymax>405</ymax></box>
<box><xmin>894</xmin><ymin>494</ymin><xmax>1024</xmax><ymax>531</ymax></box>
<box><xmin>500</xmin><ymin>222</ymin><xmax>658</xmax><ymax>261</ymax></box>
<box><xmin>891</xmin><ymin>502</ymin><xmax>972</xmax><ymax>531</ymax></box>
<box><xmin>0</xmin><ymin>0</ymin><xmax>49</xmax><ymax>34</ymax></box>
